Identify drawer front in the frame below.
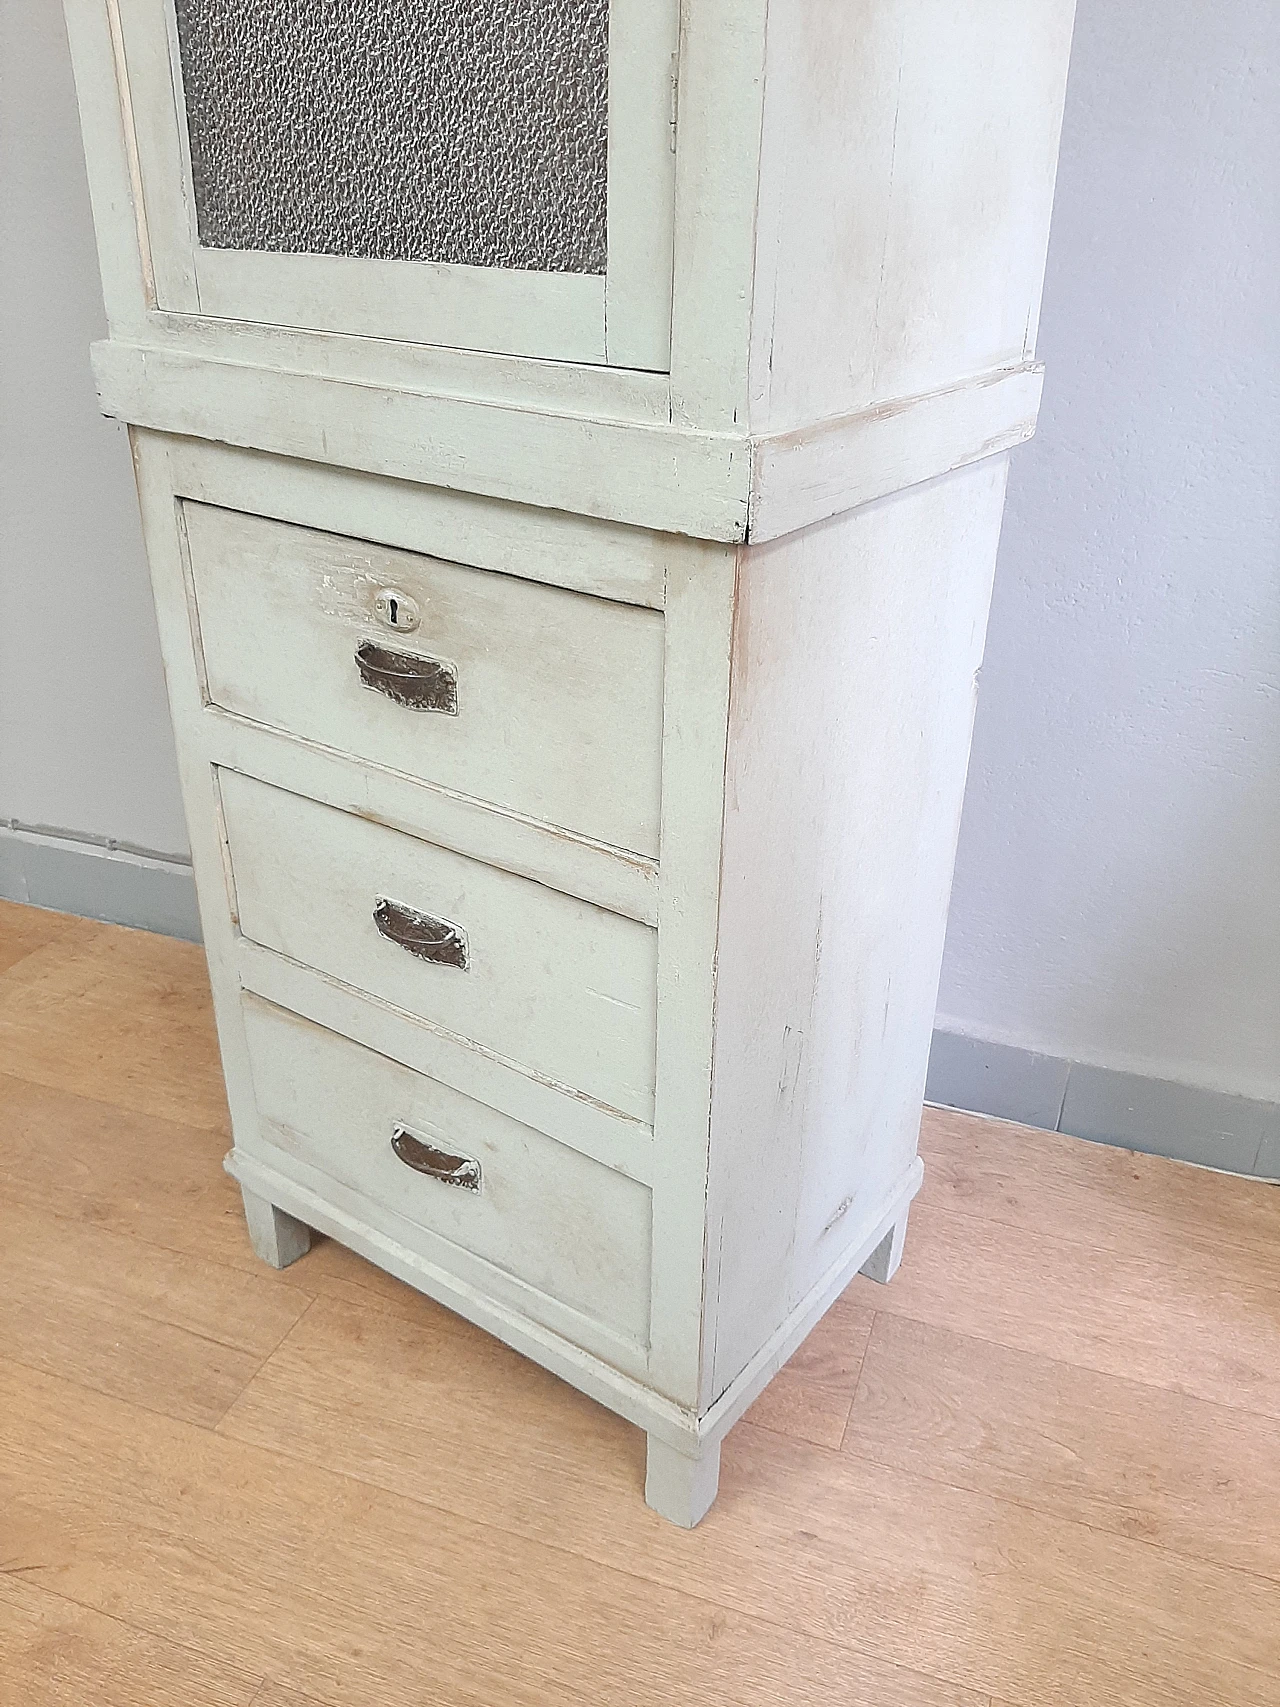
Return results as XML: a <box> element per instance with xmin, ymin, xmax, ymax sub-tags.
<box><xmin>221</xmin><ymin>770</ymin><xmax>658</xmax><ymax>1123</ymax></box>
<box><xmin>184</xmin><ymin>503</ymin><xmax>664</xmax><ymax>856</ymax></box>
<box><xmin>241</xmin><ymin>997</ymin><xmax>652</xmax><ymax>1347</ymax></box>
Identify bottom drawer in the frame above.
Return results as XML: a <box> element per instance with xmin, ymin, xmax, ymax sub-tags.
<box><xmin>240</xmin><ymin>996</ymin><xmax>653</xmax><ymax>1348</ymax></box>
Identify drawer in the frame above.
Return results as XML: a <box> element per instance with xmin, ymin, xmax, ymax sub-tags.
<box><xmin>183</xmin><ymin>502</ymin><xmax>665</xmax><ymax>856</ymax></box>
<box><xmin>241</xmin><ymin>996</ymin><xmax>653</xmax><ymax>1347</ymax></box>
<box><xmin>221</xmin><ymin>769</ymin><xmax>658</xmax><ymax>1123</ymax></box>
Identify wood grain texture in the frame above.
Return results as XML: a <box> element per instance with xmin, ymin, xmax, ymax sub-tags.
<box><xmin>845</xmin><ymin>1311</ymin><xmax>1280</xmax><ymax>1584</ymax></box>
<box><xmin>245</xmin><ymin>1687</ymin><xmax>332</xmax><ymax>1707</ymax></box>
<box><xmin>0</xmin><ymin>1067</ymin><xmax>295</xmax><ymax>1274</ymax></box>
<box><xmin>2</xmin><ymin>1360</ymin><xmax>984</xmax><ymax>1707</ymax></box>
<box><xmin>0</xmin><ymin>1576</ymin><xmax>260</xmax><ymax>1707</ymax></box>
<box><xmin>919</xmin><ymin>1103</ymin><xmax>1280</xmax><ymax>1277</ymax></box>
<box><xmin>0</xmin><ymin>1199</ymin><xmax>309</xmax><ymax>1428</ymax></box>
<box><xmin>214</xmin><ymin>1295</ymin><xmax>1280</xmax><ymax>1707</ymax></box>
<box><xmin>0</xmin><ymin>922</ymin><xmax>226</xmax><ymax>1130</ymax></box>
<box><xmin>845</xmin><ymin>1195</ymin><xmax>1280</xmax><ymax>1422</ymax></box>
<box><xmin>744</xmin><ymin>1291</ymin><xmax>875</xmax><ymax>1448</ymax></box>
<box><xmin>0</xmin><ymin>897</ymin><xmax>84</xmax><ymax>975</ymax></box>
<box><xmin>5</xmin><ymin>907</ymin><xmax>1280</xmax><ymax>1706</ymax></box>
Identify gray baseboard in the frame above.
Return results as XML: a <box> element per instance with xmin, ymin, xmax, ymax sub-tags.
<box><xmin>0</xmin><ymin>821</ymin><xmax>202</xmax><ymax>943</ymax></box>
<box><xmin>927</xmin><ymin>1027</ymin><xmax>1280</xmax><ymax>1182</ymax></box>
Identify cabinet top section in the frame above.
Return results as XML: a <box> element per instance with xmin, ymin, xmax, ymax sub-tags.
<box><xmin>66</xmin><ymin>0</ymin><xmax>1076</xmax><ymax>540</ymax></box>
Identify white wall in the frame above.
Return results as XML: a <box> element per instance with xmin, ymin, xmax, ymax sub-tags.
<box><xmin>0</xmin><ymin>0</ymin><xmax>187</xmax><ymax>857</ymax></box>
<box><xmin>937</xmin><ymin>0</ymin><xmax>1280</xmax><ymax>1104</ymax></box>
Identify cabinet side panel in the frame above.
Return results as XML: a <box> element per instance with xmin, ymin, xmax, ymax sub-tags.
<box><xmin>706</xmin><ymin>458</ymin><xmax>1009</xmax><ymax>1400</ymax></box>
<box><xmin>748</xmin><ymin>0</ymin><xmax>1076</xmax><ymax>433</ymax></box>
<box><xmin>127</xmin><ymin>428</ymin><xmax>264</xmax><ymax>1148</ymax></box>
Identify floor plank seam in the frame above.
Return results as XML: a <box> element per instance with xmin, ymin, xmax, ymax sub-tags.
<box><xmin>836</xmin><ymin>1309</ymin><xmax>878</xmax><ymax>1453</ymax></box>
<box><xmin>834</xmin><ymin>1434</ymin><xmax>1280</xmax><ymax>1598</ymax></box>
<box><xmin>0</xmin><ymin>1062</ymin><xmax>230</xmax><ymax>1136</ymax></box>
<box><xmin>853</xmin><ymin>1304</ymin><xmax>1280</xmax><ymax>1437</ymax></box>
<box><xmin>0</xmin><ymin>1170</ymin><xmax>501</xmax><ymax>1331</ymax></box>
<box><xmin>213</xmin><ymin>1293</ymin><xmax>319</xmax><ymax>1431</ymax></box>
<box><xmin>919</xmin><ymin>1191</ymin><xmax>1280</xmax><ymax>1274</ymax></box>
<box><xmin>246</xmin><ymin>1678</ymin><xmax>335</xmax><ymax>1707</ymax></box>
<box><xmin>278</xmin><ymin>1260</ymin><xmax>468</xmax><ymax>1324</ymax></box>
<box><xmin>0</xmin><ymin>1348</ymin><xmax>251</xmax><ymax>1436</ymax></box>
<box><xmin>128</xmin><ymin>1304</ymin><xmax>305</xmax><ymax>1366</ymax></box>
<box><xmin>734</xmin><ymin>1413</ymin><xmax>842</xmax><ymax>1454</ymax></box>
<box><xmin>870</xmin><ymin>1301</ymin><xmax>1280</xmax><ymax>1431</ymax></box>
<box><xmin>0</xmin><ymin>1569</ymin><xmax>268</xmax><ymax>1700</ymax></box>
<box><xmin>209</xmin><ymin>1404</ymin><xmax>990</xmax><ymax>1700</ymax></box>
<box><xmin>0</xmin><ymin>950</ymin><xmax>52</xmax><ymax>983</ymax></box>
<box><xmin>871</xmin><ymin>1263</ymin><xmax>1280</xmax><ymax>1427</ymax></box>
<box><xmin>0</xmin><ymin>1051</ymin><xmax>231</xmax><ymax>1136</ymax></box>
<box><xmin>0</xmin><ymin>1186</ymin><xmax>321</xmax><ymax>1305</ymax></box>
<box><xmin>917</xmin><ymin>1155</ymin><xmax>1280</xmax><ymax>1267</ymax></box>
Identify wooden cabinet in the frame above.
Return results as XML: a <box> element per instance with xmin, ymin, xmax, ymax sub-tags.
<box><xmin>65</xmin><ymin>0</ymin><xmax>1076</xmax><ymax>1524</ymax></box>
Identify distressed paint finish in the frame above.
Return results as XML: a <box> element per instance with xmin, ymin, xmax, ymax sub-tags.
<box><xmin>237</xmin><ymin>995</ymin><xmax>654</xmax><ymax>1361</ymax></box>
<box><xmin>747</xmin><ymin>0</ymin><xmax>1078</xmax><ymax>433</ymax></box>
<box><xmin>65</xmin><ymin>0</ymin><xmax>1076</xmax><ymax>1523</ymax></box>
<box><xmin>181</xmin><ymin>500</ymin><xmax>666</xmax><ymax>857</ymax></box>
<box><xmin>705</xmin><ymin>462</ymin><xmax>1011</xmax><ymax>1402</ymax></box>
<box><xmin>218</xmin><ymin>767</ymin><xmax>660</xmax><ymax>1126</ymax></box>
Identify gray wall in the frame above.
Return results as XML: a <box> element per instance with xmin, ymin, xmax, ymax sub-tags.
<box><xmin>932</xmin><ymin>0</ymin><xmax>1280</xmax><ymax>1170</ymax></box>
<box><xmin>2</xmin><ymin>3</ymin><xmax>1276</xmax><ymax>1163</ymax></box>
<box><xmin>1</xmin><ymin>7</ymin><xmax>189</xmax><ymax>838</ymax></box>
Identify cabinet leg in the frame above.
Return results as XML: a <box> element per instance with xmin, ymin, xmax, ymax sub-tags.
<box><xmin>859</xmin><ymin>1208</ymin><xmax>910</xmax><ymax>1284</ymax></box>
<box><xmin>239</xmin><ymin>1184</ymin><xmax>311</xmax><ymax>1270</ymax></box>
<box><xmin>645</xmin><ymin>1435</ymin><xmax>721</xmax><ymax>1528</ymax></box>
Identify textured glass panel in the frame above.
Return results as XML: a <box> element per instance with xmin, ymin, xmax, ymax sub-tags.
<box><xmin>173</xmin><ymin>0</ymin><xmax>609</xmax><ymax>273</ymax></box>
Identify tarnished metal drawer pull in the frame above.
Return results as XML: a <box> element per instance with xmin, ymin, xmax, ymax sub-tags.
<box><xmin>372</xmin><ymin>896</ymin><xmax>468</xmax><ymax>969</ymax></box>
<box><xmin>355</xmin><ymin>639</ymin><xmax>458</xmax><ymax>714</ymax></box>
<box><xmin>391</xmin><ymin>1125</ymin><xmax>481</xmax><ymax>1191</ymax></box>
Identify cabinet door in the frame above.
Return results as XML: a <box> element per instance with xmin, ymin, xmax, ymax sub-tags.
<box><xmin>111</xmin><ymin>0</ymin><xmax>677</xmax><ymax>368</ymax></box>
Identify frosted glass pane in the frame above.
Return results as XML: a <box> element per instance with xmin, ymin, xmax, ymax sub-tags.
<box><xmin>173</xmin><ymin>0</ymin><xmax>609</xmax><ymax>274</ymax></box>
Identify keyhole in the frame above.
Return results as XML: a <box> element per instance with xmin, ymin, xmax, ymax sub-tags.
<box><xmin>373</xmin><ymin>587</ymin><xmax>420</xmax><ymax>634</ymax></box>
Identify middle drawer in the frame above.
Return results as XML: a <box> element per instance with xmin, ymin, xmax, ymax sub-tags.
<box><xmin>221</xmin><ymin>769</ymin><xmax>658</xmax><ymax>1123</ymax></box>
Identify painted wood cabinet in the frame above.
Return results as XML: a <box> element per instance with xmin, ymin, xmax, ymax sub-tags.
<box><xmin>65</xmin><ymin>0</ymin><xmax>1076</xmax><ymax>1524</ymax></box>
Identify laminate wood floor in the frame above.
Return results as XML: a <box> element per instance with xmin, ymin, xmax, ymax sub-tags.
<box><xmin>2</xmin><ymin>897</ymin><xmax>1278</xmax><ymax>1706</ymax></box>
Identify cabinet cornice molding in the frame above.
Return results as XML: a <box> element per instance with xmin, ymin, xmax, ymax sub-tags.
<box><xmin>93</xmin><ymin>339</ymin><xmax>1042</xmax><ymax>543</ymax></box>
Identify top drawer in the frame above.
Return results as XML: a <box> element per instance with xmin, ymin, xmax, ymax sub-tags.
<box><xmin>182</xmin><ymin>504</ymin><xmax>665</xmax><ymax>857</ymax></box>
